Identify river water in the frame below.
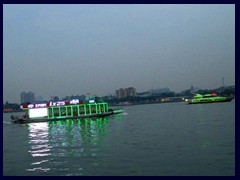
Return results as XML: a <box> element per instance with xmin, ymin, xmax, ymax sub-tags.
<box><xmin>3</xmin><ymin>101</ymin><xmax>235</xmax><ymax>176</ymax></box>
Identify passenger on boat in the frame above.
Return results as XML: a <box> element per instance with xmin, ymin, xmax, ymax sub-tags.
<box><xmin>22</xmin><ymin>111</ymin><xmax>28</xmax><ymax>120</ymax></box>
<box><xmin>73</xmin><ymin>111</ymin><xmax>77</xmax><ymax>116</ymax></box>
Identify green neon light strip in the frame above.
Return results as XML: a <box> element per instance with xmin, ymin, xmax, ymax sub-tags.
<box><xmin>58</xmin><ymin>107</ymin><xmax>61</xmax><ymax>117</ymax></box>
<box><xmin>22</xmin><ymin>102</ymin><xmax>109</xmax><ymax>119</ymax></box>
<box><xmin>77</xmin><ymin>105</ymin><xmax>80</xmax><ymax>116</ymax></box>
<box><xmin>84</xmin><ymin>104</ymin><xmax>86</xmax><ymax>115</ymax></box>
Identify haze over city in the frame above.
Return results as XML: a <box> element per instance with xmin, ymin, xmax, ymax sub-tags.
<box><xmin>3</xmin><ymin>4</ymin><xmax>235</xmax><ymax>103</ymax></box>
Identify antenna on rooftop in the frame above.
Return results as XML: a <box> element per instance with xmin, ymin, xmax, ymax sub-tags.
<box><xmin>222</xmin><ymin>77</ymin><xmax>225</xmax><ymax>89</ymax></box>
<box><xmin>190</xmin><ymin>84</ymin><xmax>195</xmax><ymax>94</ymax></box>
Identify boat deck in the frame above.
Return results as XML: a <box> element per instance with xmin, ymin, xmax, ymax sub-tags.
<box><xmin>11</xmin><ymin>109</ymin><xmax>123</xmax><ymax>124</ymax></box>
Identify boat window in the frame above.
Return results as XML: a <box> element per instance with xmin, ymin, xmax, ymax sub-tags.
<box><xmin>103</xmin><ymin>104</ymin><xmax>107</xmax><ymax>112</ymax></box>
<box><xmin>60</xmin><ymin>107</ymin><xmax>66</xmax><ymax>116</ymax></box>
<box><xmin>99</xmin><ymin>104</ymin><xmax>104</xmax><ymax>113</ymax></box>
<box><xmin>79</xmin><ymin>105</ymin><xmax>84</xmax><ymax>114</ymax></box>
<box><xmin>91</xmin><ymin>105</ymin><xmax>96</xmax><ymax>113</ymax></box>
<box><xmin>86</xmin><ymin>105</ymin><xmax>90</xmax><ymax>114</ymax></box>
<box><xmin>67</xmin><ymin>107</ymin><xmax>72</xmax><ymax>116</ymax></box>
<box><xmin>48</xmin><ymin>108</ymin><xmax>53</xmax><ymax>117</ymax></box>
<box><xmin>54</xmin><ymin>108</ymin><xmax>59</xmax><ymax>117</ymax></box>
<box><xmin>73</xmin><ymin>106</ymin><xmax>78</xmax><ymax>116</ymax></box>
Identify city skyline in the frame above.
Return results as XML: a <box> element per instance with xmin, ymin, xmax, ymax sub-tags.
<box><xmin>3</xmin><ymin>4</ymin><xmax>235</xmax><ymax>103</ymax></box>
<box><xmin>4</xmin><ymin>84</ymin><xmax>235</xmax><ymax>104</ymax></box>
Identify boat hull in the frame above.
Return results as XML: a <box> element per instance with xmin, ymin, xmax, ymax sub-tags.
<box><xmin>186</xmin><ymin>97</ymin><xmax>234</xmax><ymax>105</ymax></box>
<box><xmin>11</xmin><ymin>109</ymin><xmax>123</xmax><ymax>124</ymax></box>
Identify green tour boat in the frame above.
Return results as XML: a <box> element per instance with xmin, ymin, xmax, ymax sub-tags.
<box><xmin>186</xmin><ymin>93</ymin><xmax>234</xmax><ymax>105</ymax></box>
<box><xmin>11</xmin><ymin>95</ymin><xmax>124</xmax><ymax>124</ymax></box>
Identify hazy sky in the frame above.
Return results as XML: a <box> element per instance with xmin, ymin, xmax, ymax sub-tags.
<box><xmin>3</xmin><ymin>4</ymin><xmax>235</xmax><ymax>103</ymax></box>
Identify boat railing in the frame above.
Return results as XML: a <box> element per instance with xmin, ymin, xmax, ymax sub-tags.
<box><xmin>47</xmin><ymin>102</ymin><xmax>109</xmax><ymax>119</ymax></box>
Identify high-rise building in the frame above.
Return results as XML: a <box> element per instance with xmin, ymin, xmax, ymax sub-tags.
<box><xmin>127</xmin><ymin>87</ymin><xmax>137</xmax><ymax>97</ymax></box>
<box><xmin>20</xmin><ymin>91</ymin><xmax>35</xmax><ymax>104</ymax></box>
<box><xmin>116</xmin><ymin>87</ymin><xmax>136</xmax><ymax>99</ymax></box>
<box><xmin>116</xmin><ymin>89</ymin><xmax>120</xmax><ymax>99</ymax></box>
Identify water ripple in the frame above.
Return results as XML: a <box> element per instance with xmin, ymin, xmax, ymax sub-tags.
<box><xmin>26</xmin><ymin>167</ymin><xmax>51</xmax><ymax>172</ymax></box>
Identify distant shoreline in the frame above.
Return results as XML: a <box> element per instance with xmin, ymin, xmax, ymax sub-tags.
<box><xmin>109</xmin><ymin>100</ymin><xmax>184</xmax><ymax>107</ymax></box>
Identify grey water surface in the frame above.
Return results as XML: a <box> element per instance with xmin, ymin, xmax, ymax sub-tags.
<box><xmin>3</xmin><ymin>101</ymin><xmax>235</xmax><ymax>176</ymax></box>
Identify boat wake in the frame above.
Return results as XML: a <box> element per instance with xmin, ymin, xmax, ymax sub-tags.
<box><xmin>3</xmin><ymin>121</ymin><xmax>11</xmax><ymax>124</ymax></box>
<box><xmin>121</xmin><ymin>112</ymin><xmax>128</xmax><ymax>115</ymax></box>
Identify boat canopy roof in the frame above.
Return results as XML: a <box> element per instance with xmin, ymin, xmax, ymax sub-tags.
<box><xmin>194</xmin><ymin>93</ymin><xmax>217</xmax><ymax>98</ymax></box>
<box><xmin>20</xmin><ymin>93</ymin><xmax>106</xmax><ymax>110</ymax></box>
<box><xmin>194</xmin><ymin>94</ymin><xmax>203</xmax><ymax>98</ymax></box>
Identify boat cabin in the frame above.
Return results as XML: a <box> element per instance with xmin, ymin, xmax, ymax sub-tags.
<box><xmin>20</xmin><ymin>99</ymin><xmax>109</xmax><ymax>120</ymax></box>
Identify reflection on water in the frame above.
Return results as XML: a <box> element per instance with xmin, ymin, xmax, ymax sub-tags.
<box><xmin>25</xmin><ymin>116</ymin><xmax>117</xmax><ymax>174</ymax></box>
